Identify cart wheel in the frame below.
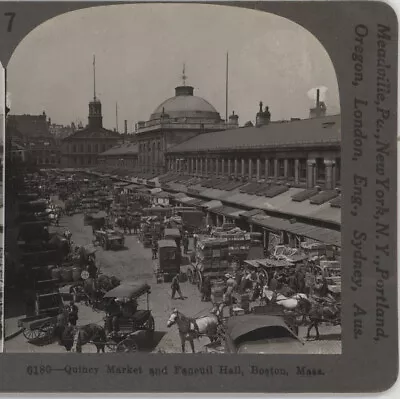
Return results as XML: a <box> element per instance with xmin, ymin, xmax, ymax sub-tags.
<box><xmin>105</xmin><ymin>339</ymin><xmax>118</xmax><ymax>352</ymax></box>
<box><xmin>23</xmin><ymin>328</ymin><xmax>40</xmax><ymax>341</ymax></box>
<box><xmin>38</xmin><ymin>321</ymin><xmax>55</xmax><ymax>341</ymax></box>
<box><xmin>118</xmin><ymin>337</ymin><xmax>138</xmax><ymax>353</ymax></box>
<box><xmin>145</xmin><ymin>316</ymin><xmax>155</xmax><ymax>340</ymax></box>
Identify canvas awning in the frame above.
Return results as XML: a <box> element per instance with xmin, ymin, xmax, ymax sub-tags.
<box><xmin>251</xmin><ymin>214</ymin><xmax>341</xmax><ymax>247</ymax></box>
<box><xmin>150</xmin><ymin>188</ymin><xmax>162</xmax><ymax>195</ymax></box>
<box><xmin>185</xmin><ymin>198</ymin><xmax>206</xmax><ymax>207</ymax></box>
<box><xmin>240</xmin><ymin>209</ymin><xmax>265</xmax><ymax>218</ymax></box>
<box><xmin>210</xmin><ymin>206</ymin><xmax>244</xmax><ymax>219</ymax></box>
<box><xmin>202</xmin><ymin>200</ymin><xmax>223</xmax><ymax>209</ymax></box>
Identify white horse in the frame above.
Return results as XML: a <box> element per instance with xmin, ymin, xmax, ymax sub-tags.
<box><xmin>167</xmin><ymin>308</ymin><xmax>219</xmax><ymax>353</ymax></box>
<box><xmin>262</xmin><ymin>288</ymin><xmax>308</xmax><ymax>310</ymax></box>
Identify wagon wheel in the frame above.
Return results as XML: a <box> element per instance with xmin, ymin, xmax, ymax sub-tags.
<box><xmin>38</xmin><ymin>321</ymin><xmax>56</xmax><ymax>342</ymax></box>
<box><xmin>23</xmin><ymin>327</ymin><xmax>41</xmax><ymax>341</ymax></box>
<box><xmin>145</xmin><ymin>315</ymin><xmax>155</xmax><ymax>340</ymax></box>
<box><xmin>105</xmin><ymin>339</ymin><xmax>119</xmax><ymax>352</ymax></box>
<box><xmin>117</xmin><ymin>336</ymin><xmax>139</xmax><ymax>353</ymax></box>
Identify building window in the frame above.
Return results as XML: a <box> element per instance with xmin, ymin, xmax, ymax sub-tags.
<box><xmin>87</xmin><ymin>144</ymin><xmax>91</xmax><ymax>153</ymax></box>
<box><xmin>299</xmin><ymin>159</ymin><xmax>307</xmax><ymax>179</ymax></box>
<box><xmin>80</xmin><ymin>144</ymin><xmax>84</xmax><ymax>153</ymax></box>
<box><xmin>73</xmin><ymin>157</ymin><xmax>77</xmax><ymax>165</ymax></box>
<box><xmin>73</xmin><ymin>144</ymin><xmax>76</xmax><ymax>153</ymax></box>
<box><xmin>88</xmin><ymin>157</ymin><xmax>91</xmax><ymax>165</ymax></box>
<box><xmin>269</xmin><ymin>158</ymin><xmax>275</xmax><ymax>177</ymax></box>
<box><xmin>95</xmin><ymin>143</ymin><xmax>98</xmax><ymax>152</ymax></box>
<box><xmin>278</xmin><ymin>159</ymin><xmax>285</xmax><ymax>177</ymax></box>
<box><xmin>102</xmin><ymin>144</ymin><xmax>106</xmax><ymax>152</ymax></box>
<box><xmin>288</xmin><ymin>159</ymin><xmax>295</xmax><ymax>178</ymax></box>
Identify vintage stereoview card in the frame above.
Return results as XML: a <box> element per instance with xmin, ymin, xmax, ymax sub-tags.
<box><xmin>0</xmin><ymin>0</ymin><xmax>397</xmax><ymax>394</ymax></box>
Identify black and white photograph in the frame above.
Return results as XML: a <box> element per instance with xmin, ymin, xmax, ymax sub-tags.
<box><xmin>3</xmin><ymin>3</ymin><xmax>342</xmax><ymax>355</ymax></box>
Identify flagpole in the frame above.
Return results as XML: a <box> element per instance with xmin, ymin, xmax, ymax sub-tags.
<box><xmin>225</xmin><ymin>52</ymin><xmax>229</xmax><ymax>125</ymax></box>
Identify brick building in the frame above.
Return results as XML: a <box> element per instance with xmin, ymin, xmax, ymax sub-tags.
<box><xmin>61</xmin><ymin>97</ymin><xmax>121</xmax><ymax>168</ymax></box>
<box><xmin>7</xmin><ymin>112</ymin><xmax>60</xmax><ymax>168</ymax></box>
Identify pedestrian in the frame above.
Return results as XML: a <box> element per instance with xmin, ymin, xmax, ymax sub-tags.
<box><xmin>152</xmin><ymin>240</ymin><xmax>158</xmax><ymax>260</ymax></box>
<box><xmin>171</xmin><ymin>273</ymin><xmax>184</xmax><ymax>300</ymax></box>
<box><xmin>201</xmin><ymin>276</ymin><xmax>211</xmax><ymax>302</ymax></box>
<box><xmin>193</xmin><ymin>233</ymin><xmax>198</xmax><ymax>250</ymax></box>
<box><xmin>68</xmin><ymin>300</ymin><xmax>79</xmax><ymax>326</ymax></box>
<box><xmin>183</xmin><ymin>235</ymin><xmax>189</xmax><ymax>254</ymax></box>
<box><xmin>269</xmin><ymin>272</ymin><xmax>278</xmax><ymax>292</ymax></box>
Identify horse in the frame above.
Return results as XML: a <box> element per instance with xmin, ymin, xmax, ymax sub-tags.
<box><xmin>167</xmin><ymin>309</ymin><xmax>219</xmax><ymax>353</ymax></box>
<box><xmin>262</xmin><ymin>288</ymin><xmax>308</xmax><ymax>309</ymax></box>
<box><xmin>56</xmin><ymin>324</ymin><xmax>107</xmax><ymax>353</ymax></box>
<box><xmin>303</xmin><ymin>297</ymin><xmax>341</xmax><ymax>340</ymax></box>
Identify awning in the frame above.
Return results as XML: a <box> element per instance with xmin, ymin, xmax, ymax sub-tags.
<box><xmin>150</xmin><ymin>188</ymin><xmax>162</xmax><ymax>195</ymax></box>
<box><xmin>202</xmin><ymin>200</ymin><xmax>223</xmax><ymax>209</ymax></box>
<box><xmin>125</xmin><ymin>183</ymin><xmax>138</xmax><ymax>190</ymax></box>
<box><xmin>251</xmin><ymin>214</ymin><xmax>341</xmax><ymax>247</ymax></box>
<box><xmin>155</xmin><ymin>191</ymin><xmax>171</xmax><ymax>198</ymax></box>
<box><xmin>210</xmin><ymin>206</ymin><xmax>244</xmax><ymax>219</ymax></box>
<box><xmin>177</xmin><ymin>196</ymin><xmax>193</xmax><ymax>204</ymax></box>
<box><xmin>240</xmin><ymin>209</ymin><xmax>265</xmax><ymax>218</ymax></box>
<box><xmin>185</xmin><ymin>198</ymin><xmax>206</xmax><ymax>207</ymax></box>
<box><xmin>173</xmin><ymin>192</ymin><xmax>187</xmax><ymax>199</ymax></box>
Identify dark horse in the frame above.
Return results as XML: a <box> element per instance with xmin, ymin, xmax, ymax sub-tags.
<box><xmin>300</xmin><ymin>297</ymin><xmax>341</xmax><ymax>340</ymax></box>
<box><xmin>55</xmin><ymin>324</ymin><xmax>107</xmax><ymax>353</ymax></box>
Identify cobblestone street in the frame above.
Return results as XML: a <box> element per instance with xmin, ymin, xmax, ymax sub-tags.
<box><xmin>5</xmin><ymin>212</ymin><xmax>341</xmax><ymax>354</ymax></box>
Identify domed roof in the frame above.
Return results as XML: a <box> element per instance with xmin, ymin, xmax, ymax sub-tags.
<box><xmin>150</xmin><ymin>85</ymin><xmax>220</xmax><ymax>121</ymax></box>
<box><xmin>153</xmin><ymin>96</ymin><xmax>218</xmax><ymax>115</ymax></box>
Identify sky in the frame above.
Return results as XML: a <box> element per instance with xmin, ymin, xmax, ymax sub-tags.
<box><xmin>7</xmin><ymin>3</ymin><xmax>340</xmax><ymax>131</ymax></box>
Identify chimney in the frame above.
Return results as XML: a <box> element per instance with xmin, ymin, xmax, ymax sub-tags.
<box><xmin>309</xmin><ymin>88</ymin><xmax>327</xmax><ymax>118</ymax></box>
<box><xmin>229</xmin><ymin>110</ymin><xmax>239</xmax><ymax>128</ymax></box>
<box><xmin>124</xmin><ymin>120</ymin><xmax>128</xmax><ymax>135</ymax></box>
<box><xmin>256</xmin><ymin>102</ymin><xmax>271</xmax><ymax>127</ymax></box>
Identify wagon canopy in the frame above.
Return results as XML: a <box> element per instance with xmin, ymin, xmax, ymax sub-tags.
<box><xmin>226</xmin><ymin>315</ymin><xmax>300</xmax><ymax>343</ymax></box>
<box><xmin>158</xmin><ymin>239</ymin><xmax>177</xmax><ymax>248</ymax></box>
<box><xmin>164</xmin><ymin>228</ymin><xmax>181</xmax><ymax>239</ymax></box>
<box><xmin>104</xmin><ymin>283</ymin><xmax>151</xmax><ymax>300</ymax></box>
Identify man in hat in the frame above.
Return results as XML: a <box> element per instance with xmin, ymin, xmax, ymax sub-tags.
<box><xmin>68</xmin><ymin>300</ymin><xmax>79</xmax><ymax>326</ymax></box>
<box><xmin>201</xmin><ymin>276</ymin><xmax>212</xmax><ymax>302</ymax></box>
<box><xmin>152</xmin><ymin>240</ymin><xmax>158</xmax><ymax>260</ymax></box>
<box><xmin>171</xmin><ymin>273</ymin><xmax>184</xmax><ymax>300</ymax></box>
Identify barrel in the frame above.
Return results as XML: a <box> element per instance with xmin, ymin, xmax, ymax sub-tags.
<box><xmin>72</xmin><ymin>267</ymin><xmax>82</xmax><ymax>282</ymax></box>
<box><xmin>51</xmin><ymin>267</ymin><xmax>61</xmax><ymax>281</ymax></box>
<box><xmin>61</xmin><ymin>266</ymin><xmax>73</xmax><ymax>282</ymax></box>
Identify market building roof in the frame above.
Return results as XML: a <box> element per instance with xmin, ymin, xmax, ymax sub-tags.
<box><xmin>167</xmin><ymin>114</ymin><xmax>340</xmax><ymax>153</ymax></box>
<box><xmin>63</xmin><ymin>127</ymin><xmax>121</xmax><ymax>140</ymax></box>
<box><xmin>99</xmin><ymin>143</ymin><xmax>138</xmax><ymax>156</ymax></box>
<box><xmin>148</xmin><ymin>85</ymin><xmax>222</xmax><ymax>122</ymax></box>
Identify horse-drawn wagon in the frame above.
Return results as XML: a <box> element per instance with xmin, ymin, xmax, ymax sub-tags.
<box><xmin>18</xmin><ymin>291</ymin><xmax>63</xmax><ymax>341</ymax></box>
<box><xmin>93</xmin><ymin>229</ymin><xmax>125</xmax><ymax>250</ymax></box>
<box><xmin>154</xmin><ymin>240</ymin><xmax>181</xmax><ymax>283</ymax></box>
<box><xmin>103</xmin><ymin>283</ymin><xmax>155</xmax><ymax>352</ymax></box>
